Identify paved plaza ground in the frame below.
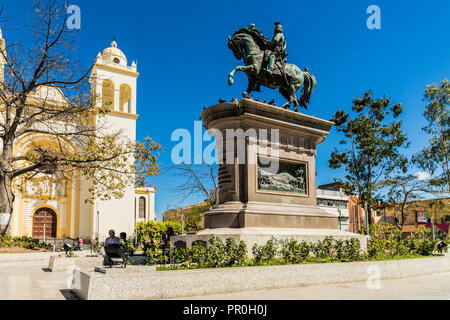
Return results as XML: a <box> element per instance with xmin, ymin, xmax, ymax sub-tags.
<box><xmin>173</xmin><ymin>271</ymin><xmax>450</xmax><ymax>300</ymax></box>
<box><xmin>0</xmin><ymin>260</ymin><xmax>77</xmax><ymax>300</ymax></box>
<box><xmin>1</xmin><ymin>259</ymin><xmax>450</xmax><ymax>300</ymax></box>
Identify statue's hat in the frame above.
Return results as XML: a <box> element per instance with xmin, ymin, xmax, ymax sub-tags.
<box><xmin>274</xmin><ymin>22</ymin><xmax>283</xmax><ymax>31</ymax></box>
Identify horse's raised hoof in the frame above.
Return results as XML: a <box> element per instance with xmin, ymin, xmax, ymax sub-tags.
<box><xmin>293</xmin><ymin>106</ymin><xmax>298</xmax><ymax>112</ymax></box>
<box><xmin>281</xmin><ymin>103</ymin><xmax>290</xmax><ymax>110</ymax></box>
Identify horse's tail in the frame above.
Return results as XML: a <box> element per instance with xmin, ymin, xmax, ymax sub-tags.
<box><xmin>299</xmin><ymin>71</ymin><xmax>317</xmax><ymax>110</ymax></box>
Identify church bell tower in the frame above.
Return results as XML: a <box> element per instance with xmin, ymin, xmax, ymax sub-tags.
<box><xmin>88</xmin><ymin>40</ymin><xmax>139</xmax><ymax>241</ymax></box>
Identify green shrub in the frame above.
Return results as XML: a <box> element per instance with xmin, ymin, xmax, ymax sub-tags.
<box><xmin>153</xmin><ymin>232</ymin><xmax>435</xmax><ymax>272</ymax></box>
<box><xmin>205</xmin><ymin>236</ymin><xmax>227</xmax><ymax>267</ymax></box>
<box><xmin>170</xmin><ymin>247</ymin><xmax>189</xmax><ymax>266</ymax></box>
<box><xmin>143</xmin><ymin>238</ymin><xmax>165</xmax><ymax>265</ymax></box>
<box><xmin>252</xmin><ymin>238</ymin><xmax>278</xmax><ymax>264</ymax></box>
<box><xmin>189</xmin><ymin>242</ymin><xmax>208</xmax><ymax>264</ymax></box>
<box><xmin>136</xmin><ymin>221</ymin><xmax>182</xmax><ymax>253</ymax></box>
<box><xmin>368</xmin><ymin>222</ymin><xmax>402</xmax><ymax>257</ymax></box>
<box><xmin>280</xmin><ymin>239</ymin><xmax>310</xmax><ymax>263</ymax></box>
<box><xmin>342</xmin><ymin>238</ymin><xmax>362</xmax><ymax>261</ymax></box>
<box><xmin>404</xmin><ymin>226</ymin><xmax>437</xmax><ymax>256</ymax></box>
<box><xmin>224</xmin><ymin>237</ymin><xmax>247</xmax><ymax>267</ymax></box>
<box><xmin>368</xmin><ymin>223</ymin><xmax>438</xmax><ymax>258</ymax></box>
<box><xmin>0</xmin><ymin>235</ymin><xmax>52</xmax><ymax>250</ymax></box>
<box><xmin>311</xmin><ymin>236</ymin><xmax>334</xmax><ymax>259</ymax></box>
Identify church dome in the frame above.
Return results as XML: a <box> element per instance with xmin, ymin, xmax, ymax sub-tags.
<box><xmin>102</xmin><ymin>41</ymin><xmax>127</xmax><ymax>66</ymax></box>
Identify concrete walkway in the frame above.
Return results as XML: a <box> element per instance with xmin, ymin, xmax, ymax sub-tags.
<box><xmin>172</xmin><ymin>271</ymin><xmax>450</xmax><ymax>300</ymax></box>
<box><xmin>0</xmin><ymin>260</ymin><xmax>77</xmax><ymax>300</ymax></box>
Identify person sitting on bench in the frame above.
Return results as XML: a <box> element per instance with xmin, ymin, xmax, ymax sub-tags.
<box><xmin>103</xmin><ymin>229</ymin><xmax>120</xmax><ymax>265</ymax></box>
<box><xmin>105</xmin><ymin>229</ymin><xmax>120</xmax><ymax>247</ymax></box>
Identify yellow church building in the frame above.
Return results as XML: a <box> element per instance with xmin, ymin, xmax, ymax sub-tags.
<box><xmin>0</xmin><ymin>31</ymin><xmax>156</xmax><ymax>241</ymax></box>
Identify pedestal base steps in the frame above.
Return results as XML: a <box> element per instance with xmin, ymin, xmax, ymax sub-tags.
<box><xmin>203</xmin><ymin>201</ymin><xmax>339</xmax><ymax>229</ymax></box>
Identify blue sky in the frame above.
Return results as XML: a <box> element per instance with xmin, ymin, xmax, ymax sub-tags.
<box><xmin>2</xmin><ymin>0</ymin><xmax>450</xmax><ymax>219</ymax></box>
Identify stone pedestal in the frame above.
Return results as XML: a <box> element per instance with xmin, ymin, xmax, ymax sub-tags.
<box><xmin>171</xmin><ymin>99</ymin><xmax>366</xmax><ymax>250</ymax></box>
<box><xmin>202</xmin><ymin>98</ymin><xmax>337</xmax><ymax>229</ymax></box>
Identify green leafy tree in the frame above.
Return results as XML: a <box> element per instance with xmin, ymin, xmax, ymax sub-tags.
<box><xmin>413</xmin><ymin>79</ymin><xmax>450</xmax><ymax>194</ymax></box>
<box><xmin>135</xmin><ymin>136</ymin><xmax>163</xmax><ymax>187</ymax></box>
<box><xmin>163</xmin><ymin>203</ymin><xmax>211</xmax><ymax>231</ymax></box>
<box><xmin>329</xmin><ymin>90</ymin><xmax>409</xmax><ymax>233</ymax></box>
<box><xmin>184</xmin><ymin>204</ymin><xmax>210</xmax><ymax>230</ymax></box>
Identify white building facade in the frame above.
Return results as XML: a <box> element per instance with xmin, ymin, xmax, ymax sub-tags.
<box><xmin>316</xmin><ymin>189</ymin><xmax>350</xmax><ymax>231</ymax></box>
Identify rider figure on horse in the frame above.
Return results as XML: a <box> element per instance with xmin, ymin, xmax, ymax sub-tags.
<box><xmin>264</xmin><ymin>22</ymin><xmax>287</xmax><ymax>75</ymax></box>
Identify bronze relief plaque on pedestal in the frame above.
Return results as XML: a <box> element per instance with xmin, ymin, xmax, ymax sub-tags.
<box><xmin>257</xmin><ymin>155</ymin><xmax>307</xmax><ymax>195</ymax></box>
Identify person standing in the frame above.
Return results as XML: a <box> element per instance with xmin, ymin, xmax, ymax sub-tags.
<box><xmin>72</xmin><ymin>239</ymin><xmax>79</xmax><ymax>251</ymax></box>
<box><xmin>161</xmin><ymin>227</ymin><xmax>174</xmax><ymax>264</ymax></box>
<box><xmin>77</xmin><ymin>238</ymin><xmax>83</xmax><ymax>251</ymax></box>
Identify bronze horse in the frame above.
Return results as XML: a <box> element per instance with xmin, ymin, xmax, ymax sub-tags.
<box><xmin>227</xmin><ymin>29</ymin><xmax>316</xmax><ymax>111</ymax></box>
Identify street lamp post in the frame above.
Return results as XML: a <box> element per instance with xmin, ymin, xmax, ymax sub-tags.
<box><xmin>181</xmin><ymin>212</ymin><xmax>184</xmax><ymax>235</ymax></box>
<box><xmin>364</xmin><ymin>202</ymin><xmax>369</xmax><ymax>235</ymax></box>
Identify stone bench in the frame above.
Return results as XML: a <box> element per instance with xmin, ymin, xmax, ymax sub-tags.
<box><xmin>48</xmin><ymin>255</ymin><xmax>103</xmax><ymax>272</ymax></box>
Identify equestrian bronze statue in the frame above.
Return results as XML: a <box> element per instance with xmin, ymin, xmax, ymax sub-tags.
<box><xmin>227</xmin><ymin>23</ymin><xmax>316</xmax><ymax>111</ymax></box>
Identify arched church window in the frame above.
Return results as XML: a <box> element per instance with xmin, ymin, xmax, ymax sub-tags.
<box><xmin>102</xmin><ymin>80</ymin><xmax>115</xmax><ymax>110</ymax></box>
<box><xmin>119</xmin><ymin>84</ymin><xmax>132</xmax><ymax>113</ymax></box>
<box><xmin>139</xmin><ymin>196</ymin><xmax>146</xmax><ymax>219</ymax></box>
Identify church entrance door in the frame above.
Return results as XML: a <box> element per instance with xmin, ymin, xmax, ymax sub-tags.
<box><xmin>32</xmin><ymin>208</ymin><xmax>57</xmax><ymax>238</ymax></box>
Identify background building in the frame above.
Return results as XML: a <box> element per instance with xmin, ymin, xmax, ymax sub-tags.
<box><xmin>317</xmin><ymin>183</ymin><xmax>366</xmax><ymax>233</ymax></box>
<box><xmin>316</xmin><ymin>187</ymin><xmax>349</xmax><ymax>231</ymax></box>
<box><xmin>375</xmin><ymin>198</ymin><xmax>450</xmax><ymax>236</ymax></box>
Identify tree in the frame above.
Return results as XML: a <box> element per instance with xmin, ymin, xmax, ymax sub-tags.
<box><xmin>413</xmin><ymin>79</ymin><xmax>450</xmax><ymax>194</ymax></box>
<box><xmin>329</xmin><ymin>90</ymin><xmax>409</xmax><ymax>234</ymax></box>
<box><xmin>168</xmin><ymin>163</ymin><xmax>218</xmax><ymax>206</ymax></box>
<box><xmin>0</xmin><ymin>1</ymin><xmax>160</xmax><ymax>234</ymax></box>
<box><xmin>163</xmin><ymin>203</ymin><xmax>211</xmax><ymax>231</ymax></box>
<box><xmin>135</xmin><ymin>136</ymin><xmax>163</xmax><ymax>187</ymax></box>
<box><xmin>380</xmin><ymin>174</ymin><xmax>425</xmax><ymax>230</ymax></box>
